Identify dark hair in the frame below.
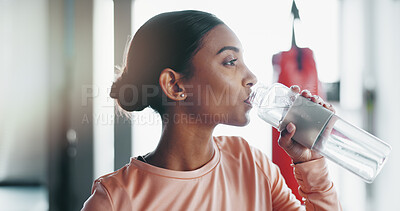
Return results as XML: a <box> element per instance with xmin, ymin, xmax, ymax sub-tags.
<box><xmin>110</xmin><ymin>10</ymin><xmax>224</xmax><ymax>114</ymax></box>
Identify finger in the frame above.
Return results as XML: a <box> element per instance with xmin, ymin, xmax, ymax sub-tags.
<box><xmin>279</xmin><ymin>123</ymin><xmax>308</xmax><ymax>160</ymax></box>
<box><xmin>301</xmin><ymin>90</ymin><xmax>312</xmax><ymax>98</ymax></box>
<box><xmin>323</xmin><ymin>103</ymin><xmax>336</xmax><ymax>113</ymax></box>
<box><xmin>278</xmin><ymin>123</ymin><xmax>296</xmax><ymax>149</ymax></box>
<box><xmin>290</xmin><ymin>85</ymin><xmax>301</xmax><ymax>94</ymax></box>
<box><xmin>311</xmin><ymin>95</ymin><xmax>324</xmax><ymax>105</ymax></box>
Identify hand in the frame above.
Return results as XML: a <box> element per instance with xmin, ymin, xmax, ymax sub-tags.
<box><xmin>277</xmin><ymin>85</ymin><xmax>336</xmax><ymax>164</ymax></box>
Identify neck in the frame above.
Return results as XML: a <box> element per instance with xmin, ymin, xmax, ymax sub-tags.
<box><xmin>145</xmin><ymin>113</ymin><xmax>216</xmax><ymax>171</ymax></box>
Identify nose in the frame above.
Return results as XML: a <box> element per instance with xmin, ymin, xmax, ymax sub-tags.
<box><xmin>243</xmin><ymin>65</ymin><xmax>258</xmax><ymax>88</ymax></box>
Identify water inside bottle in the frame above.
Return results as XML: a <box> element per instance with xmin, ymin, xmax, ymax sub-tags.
<box><xmin>252</xmin><ymin>84</ymin><xmax>297</xmax><ymax>129</ymax></box>
<box><xmin>257</xmin><ymin>106</ymin><xmax>290</xmax><ymax>129</ymax></box>
<box><xmin>313</xmin><ymin>116</ymin><xmax>391</xmax><ymax>183</ymax></box>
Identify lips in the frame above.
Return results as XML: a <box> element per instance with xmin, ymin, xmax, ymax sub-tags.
<box><xmin>244</xmin><ymin>96</ymin><xmax>252</xmax><ymax>106</ymax></box>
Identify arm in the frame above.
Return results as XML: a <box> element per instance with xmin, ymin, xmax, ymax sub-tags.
<box><xmin>252</xmin><ymin>142</ymin><xmax>340</xmax><ymax>210</ymax></box>
<box><xmin>292</xmin><ymin>158</ymin><xmax>342</xmax><ymax>211</ymax></box>
<box><xmin>267</xmin><ymin>160</ymin><xmax>303</xmax><ymax>210</ymax></box>
<box><xmin>81</xmin><ymin>181</ymin><xmax>114</xmax><ymax>211</ymax></box>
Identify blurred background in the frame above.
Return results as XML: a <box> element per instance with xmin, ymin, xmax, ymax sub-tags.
<box><xmin>0</xmin><ymin>0</ymin><xmax>399</xmax><ymax>210</ymax></box>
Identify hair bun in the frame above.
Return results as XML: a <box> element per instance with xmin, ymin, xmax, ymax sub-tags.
<box><xmin>109</xmin><ymin>76</ymin><xmax>149</xmax><ymax>112</ymax></box>
<box><xmin>110</xmin><ymin>81</ymin><xmax>120</xmax><ymax>99</ymax></box>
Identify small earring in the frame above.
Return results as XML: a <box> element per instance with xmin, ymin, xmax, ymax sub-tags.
<box><xmin>180</xmin><ymin>93</ymin><xmax>185</xmax><ymax>98</ymax></box>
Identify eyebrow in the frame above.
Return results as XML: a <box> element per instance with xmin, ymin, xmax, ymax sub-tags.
<box><xmin>216</xmin><ymin>46</ymin><xmax>240</xmax><ymax>55</ymax></box>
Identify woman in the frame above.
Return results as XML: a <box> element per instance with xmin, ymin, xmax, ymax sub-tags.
<box><xmin>82</xmin><ymin>10</ymin><xmax>341</xmax><ymax>210</ymax></box>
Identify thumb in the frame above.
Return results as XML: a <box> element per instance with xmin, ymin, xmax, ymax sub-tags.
<box><xmin>278</xmin><ymin>122</ymin><xmax>296</xmax><ymax>150</ymax></box>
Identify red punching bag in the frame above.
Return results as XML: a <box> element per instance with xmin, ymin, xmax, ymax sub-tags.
<box><xmin>271</xmin><ymin>1</ymin><xmax>322</xmax><ymax>202</ymax></box>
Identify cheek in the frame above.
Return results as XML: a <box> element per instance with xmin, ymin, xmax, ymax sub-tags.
<box><xmin>189</xmin><ymin>63</ymin><xmax>243</xmax><ymax>109</ymax></box>
<box><xmin>211</xmin><ymin>76</ymin><xmax>243</xmax><ymax>109</ymax></box>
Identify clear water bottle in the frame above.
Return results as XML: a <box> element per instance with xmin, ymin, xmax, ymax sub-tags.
<box><xmin>250</xmin><ymin>83</ymin><xmax>392</xmax><ymax>183</ymax></box>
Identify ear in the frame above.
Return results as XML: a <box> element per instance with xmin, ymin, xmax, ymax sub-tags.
<box><xmin>159</xmin><ymin>68</ymin><xmax>186</xmax><ymax>101</ymax></box>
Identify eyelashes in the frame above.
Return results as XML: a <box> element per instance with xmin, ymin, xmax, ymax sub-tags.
<box><xmin>223</xmin><ymin>57</ymin><xmax>238</xmax><ymax>66</ymax></box>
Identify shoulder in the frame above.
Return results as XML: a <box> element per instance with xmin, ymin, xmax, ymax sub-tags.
<box><xmin>82</xmin><ymin>179</ymin><xmax>115</xmax><ymax>211</ymax></box>
<box><xmin>213</xmin><ymin>136</ymin><xmax>269</xmax><ymax>160</ymax></box>
<box><xmin>82</xmin><ymin>164</ymin><xmax>134</xmax><ymax>211</ymax></box>
<box><xmin>93</xmin><ymin>162</ymin><xmax>138</xmax><ymax>192</ymax></box>
<box><xmin>213</xmin><ymin>136</ymin><xmax>277</xmax><ymax>180</ymax></box>
<box><xmin>89</xmin><ymin>163</ymin><xmax>137</xmax><ymax>209</ymax></box>
<box><xmin>213</xmin><ymin>136</ymin><xmax>257</xmax><ymax>160</ymax></box>
<box><xmin>94</xmin><ymin>164</ymin><xmax>128</xmax><ymax>189</ymax></box>
<box><xmin>213</xmin><ymin>135</ymin><xmax>251</xmax><ymax>153</ymax></box>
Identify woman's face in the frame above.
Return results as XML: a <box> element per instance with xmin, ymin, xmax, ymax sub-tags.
<box><xmin>183</xmin><ymin>24</ymin><xmax>257</xmax><ymax>126</ymax></box>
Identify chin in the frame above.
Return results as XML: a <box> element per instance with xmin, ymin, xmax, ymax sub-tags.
<box><xmin>239</xmin><ymin>117</ymin><xmax>251</xmax><ymax>126</ymax></box>
<box><xmin>226</xmin><ymin>114</ymin><xmax>251</xmax><ymax>127</ymax></box>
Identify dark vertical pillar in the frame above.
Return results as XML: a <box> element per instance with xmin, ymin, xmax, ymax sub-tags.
<box><xmin>48</xmin><ymin>0</ymin><xmax>95</xmax><ymax>210</ymax></box>
<box><xmin>69</xmin><ymin>0</ymin><xmax>95</xmax><ymax>210</ymax></box>
<box><xmin>48</xmin><ymin>0</ymin><xmax>66</xmax><ymax>210</ymax></box>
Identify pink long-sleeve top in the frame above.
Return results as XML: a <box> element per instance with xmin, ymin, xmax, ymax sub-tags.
<box><xmin>82</xmin><ymin>136</ymin><xmax>342</xmax><ymax>211</ymax></box>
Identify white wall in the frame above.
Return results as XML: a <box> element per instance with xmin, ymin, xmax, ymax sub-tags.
<box><xmin>0</xmin><ymin>0</ymin><xmax>48</xmax><ymax>183</ymax></box>
<box><xmin>372</xmin><ymin>0</ymin><xmax>400</xmax><ymax>210</ymax></box>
